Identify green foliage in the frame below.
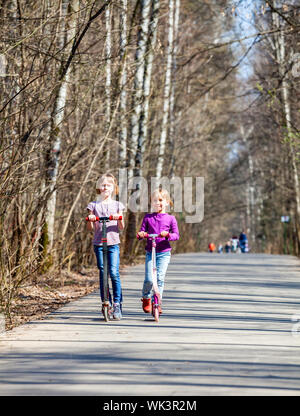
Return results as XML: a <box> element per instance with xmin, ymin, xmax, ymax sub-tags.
<box><xmin>282</xmin><ymin>130</ymin><xmax>300</xmax><ymax>162</ymax></box>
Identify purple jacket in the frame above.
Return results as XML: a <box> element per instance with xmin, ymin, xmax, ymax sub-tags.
<box><xmin>139</xmin><ymin>213</ymin><xmax>180</xmax><ymax>252</ymax></box>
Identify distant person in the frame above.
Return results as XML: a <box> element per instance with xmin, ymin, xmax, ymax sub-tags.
<box><xmin>231</xmin><ymin>236</ymin><xmax>238</xmax><ymax>253</ymax></box>
<box><xmin>239</xmin><ymin>230</ymin><xmax>248</xmax><ymax>253</ymax></box>
<box><xmin>225</xmin><ymin>241</ymin><xmax>231</xmax><ymax>253</ymax></box>
<box><xmin>208</xmin><ymin>242</ymin><xmax>216</xmax><ymax>253</ymax></box>
<box><xmin>218</xmin><ymin>244</ymin><xmax>223</xmax><ymax>253</ymax></box>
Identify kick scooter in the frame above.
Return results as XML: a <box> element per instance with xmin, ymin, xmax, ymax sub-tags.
<box><xmin>86</xmin><ymin>215</ymin><xmax>122</xmax><ymax>322</ymax></box>
<box><xmin>138</xmin><ymin>233</ymin><xmax>161</xmax><ymax>322</ymax></box>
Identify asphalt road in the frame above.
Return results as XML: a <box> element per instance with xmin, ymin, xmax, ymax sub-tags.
<box><xmin>1</xmin><ymin>252</ymin><xmax>300</xmax><ymax>396</ymax></box>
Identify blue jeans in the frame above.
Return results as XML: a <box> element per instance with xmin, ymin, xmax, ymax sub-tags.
<box><xmin>94</xmin><ymin>244</ymin><xmax>122</xmax><ymax>304</ymax></box>
<box><xmin>142</xmin><ymin>251</ymin><xmax>171</xmax><ymax>299</ymax></box>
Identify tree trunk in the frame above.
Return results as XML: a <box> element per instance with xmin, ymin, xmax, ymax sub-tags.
<box><xmin>241</xmin><ymin>125</ymin><xmax>255</xmax><ymax>244</ymax></box>
<box><xmin>137</xmin><ymin>0</ymin><xmax>160</xmax><ymax>176</ymax></box>
<box><xmin>104</xmin><ymin>1</ymin><xmax>112</xmax><ymax>169</ymax></box>
<box><xmin>156</xmin><ymin>0</ymin><xmax>174</xmax><ymax>179</ymax></box>
<box><xmin>273</xmin><ymin>1</ymin><xmax>300</xmax><ymax>252</ymax></box>
<box><xmin>45</xmin><ymin>0</ymin><xmax>79</xmax><ymax>250</ymax></box>
<box><xmin>125</xmin><ymin>0</ymin><xmax>152</xmax><ymax>258</ymax></box>
<box><xmin>118</xmin><ymin>0</ymin><xmax>128</xmax><ymax>168</ymax></box>
<box><xmin>127</xmin><ymin>0</ymin><xmax>151</xmax><ymax>180</ymax></box>
<box><xmin>169</xmin><ymin>0</ymin><xmax>180</xmax><ymax>178</ymax></box>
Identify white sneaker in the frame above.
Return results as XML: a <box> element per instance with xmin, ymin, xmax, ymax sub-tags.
<box><xmin>113</xmin><ymin>303</ymin><xmax>122</xmax><ymax>320</ymax></box>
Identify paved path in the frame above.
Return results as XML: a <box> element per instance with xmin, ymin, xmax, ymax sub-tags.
<box><xmin>1</xmin><ymin>253</ymin><xmax>300</xmax><ymax>396</ymax></box>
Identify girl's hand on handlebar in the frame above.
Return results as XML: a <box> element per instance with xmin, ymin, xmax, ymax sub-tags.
<box><xmin>111</xmin><ymin>214</ymin><xmax>122</xmax><ymax>221</ymax></box>
<box><xmin>87</xmin><ymin>214</ymin><xmax>97</xmax><ymax>222</ymax></box>
<box><xmin>137</xmin><ymin>231</ymin><xmax>147</xmax><ymax>238</ymax></box>
<box><xmin>160</xmin><ymin>231</ymin><xmax>169</xmax><ymax>238</ymax></box>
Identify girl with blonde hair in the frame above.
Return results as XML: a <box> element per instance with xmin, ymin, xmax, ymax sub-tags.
<box><xmin>86</xmin><ymin>173</ymin><xmax>125</xmax><ymax>320</ymax></box>
<box><xmin>137</xmin><ymin>188</ymin><xmax>180</xmax><ymax>315</ymax></box>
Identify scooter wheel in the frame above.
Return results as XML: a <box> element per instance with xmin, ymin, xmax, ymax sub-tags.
<box><xmin>102</xmin><ymin>304</ymin><xmax>111</xmax><ymax>322</ymax></box>
<box><xmin>154</xmin><ymin>306</ymin><xmax>159</xmax><ymax>322</ymax></box>
<box><xmin>103</xmin><ymin>308</ymin><xmax>110</xmax><ymax>322</ymax></box>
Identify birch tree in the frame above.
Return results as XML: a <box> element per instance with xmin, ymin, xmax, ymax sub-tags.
<box><xmin>104</xmin><ymin>0</ymin><xmax>112</xmax><ymax>168</ymax></box>
<box><xmin>272</xmin><ymin>0</ymin><xmax>300</xmax><ymax>246</ymax></box>
<box><xmin>44</xmin><ymin>0</ymin><xmax>112</xmax><ymax>250</ymax></box>
<box><xmin>124</xmin><ymin>0</ymin><xmax>152</xmax><ymax>258</ymax></box>
<box><xmin>45</xmin><ymin>0</ymin><xmax>79</xmax><ymax>249</ymax></box>
<box><xmin>118</xmin><ymin>0</ymin><xmax>128</xmax><ymax>168</ymax></box>
<box><xmin>137</xmin><ymin>0</ymin><xmax>160</xmax><ymax>175</ymax></box>
<box><xmin>156</xmin><ymin>0</ymin><xmax>174</xmax><ymax>179</ymax></box>
<box><xmin>127</xmin><ymin>0</ymin><xmax>152</xmax><ymax>180</ymax></box>
<box><xmin>241</xmin><ymin>125</ymin><xmax>255</xmax><ymax>240</ymax></box>
<box><xmin>169</xmin><ymin>0</ymin><xmax>180</xmax><ymax>178</ymax></box>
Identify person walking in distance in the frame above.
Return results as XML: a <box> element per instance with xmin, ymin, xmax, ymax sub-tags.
<box><xmin>208</xmin><ymin>242</ymin><xmax>216</xmax><ymax>253</ymax></box>
<box><xmin>239</xmin><ymin>230</ymin><xmax>248</xmax><ymax>253</ymax></box>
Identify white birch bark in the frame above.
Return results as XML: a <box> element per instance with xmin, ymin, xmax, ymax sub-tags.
<box><xmin>104</xmin><ymin>1</ymin><xmax>112</xmax><ymax>168</ymax></box>
<box><xmin>156</xmin><ymin>0</ymin><xmax>174</xmax><ymax>179</ymax></box>
<box><xmin>137</xmin><ymin>0</ymin><xmax>160</xmax><ymax>174</ymax></box>
<box><xmin>124</xmin><ymin>0</ymin><xmax>151</xmax><ymax>258</ymax></box>
<box><xmin>241</xmin><ymin>125</ymin><xmax>255</xmax><ymax>241</ymax></box>
<box><xmin>169</xmin><ymin>0</ymin><xmax>180</xmax><ymax>178</ymax></box>
<box><xmin>128</xmin><ymin>0</ymin><xmax>151</xmax><ymax>180</ymax></box>
<box><xmin>45</xmin><ymin>0</ymin><xmax>79</xmax><ymax>249</ymax></box>
<box><xmin>118</xmin><ymin>0</ymin><xmax>127</xmax><ymax>168</ymax></box>
<box><xmin>273</xmin><ymin>1</ymin><xmax>300</xmax><ymax>221</ymax></box>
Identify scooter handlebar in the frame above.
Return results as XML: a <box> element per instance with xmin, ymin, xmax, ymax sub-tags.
<box><xmin>86</xmin><ymin>215</ymin><xmax>122</xmax><ymax>221</ymax></box>
<box><xmin>136</xmin><ymin>232</ymin><xmax>159</xmax><ymax>239</ymax></box>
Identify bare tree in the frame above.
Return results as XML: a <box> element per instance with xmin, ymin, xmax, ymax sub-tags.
<box><xmin>45</xmin><ymin>0</ymin><xmax>79</xmax><ymax>249</ymax></box>
<box><xmin>127</xmin><ymin>0</ymin><xmax>152</xmax><ymax>180</ymax></box>
<box><xmin>156</xmin><ymin>0</ymin><xmax>174</xmax><ymax>179</ymax></box>
<box><xmin>169</xmin><ymin>0</ymin><xmax>180</xmax><ymax>178</ymax></box>
<box><xmin>118</xmin><ymin>0</ymin><xmax>128</xmax><ymax>168</ymax></box>
<box><xmin>137</xmin><ymin>0</ymin><xmax>160</xmax><ymax>175</ymax></box>
<box><xmin>272</xmin><ymin>0</ymin><xmax>300</xmax><ymax>245</ymax></box>
<box><xmin>104</xmin><ymin>0</ymin><xmax>112</xmax><ymax>168</ymax></box>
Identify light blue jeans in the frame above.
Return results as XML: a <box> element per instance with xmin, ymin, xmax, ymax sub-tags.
<box><xmin>93</xmin><ymin>244</ymin><xmax>122</xmax><ymax>305</ymax></box>
<box><xmin>142</xmin><ymin>251</ymin><xmax>171</xmax><ymax>299</ymax></box>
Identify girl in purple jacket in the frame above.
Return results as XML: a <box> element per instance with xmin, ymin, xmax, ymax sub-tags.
<box><xmin>137</xmin><ymin>189</ymin><xmax>180</xmax><ymax>314</ymax></box>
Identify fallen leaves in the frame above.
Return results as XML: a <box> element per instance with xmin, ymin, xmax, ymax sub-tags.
<box><xmin>6</xmin><ymin>268</ymin><xmax>99</xmax><ymax>331</ymax></box>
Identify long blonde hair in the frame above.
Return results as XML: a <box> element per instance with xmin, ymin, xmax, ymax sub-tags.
<box><xmin>151</xmin><ymin>188</ymin><xmax>174</xmax><ymax>207</ymax></box>
<box><xmin>96</xmin><ymin>173</ymin><xmax>119</xmax><ymax>195</ymax></box>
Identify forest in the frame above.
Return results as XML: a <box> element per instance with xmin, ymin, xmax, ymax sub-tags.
<box><xmin>1</xmin><ymin>0</ymin><xmax>300</xmax><ymax>322</ymax></box>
